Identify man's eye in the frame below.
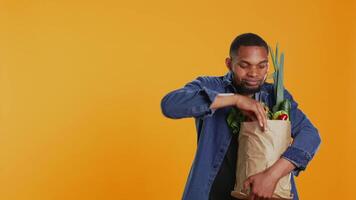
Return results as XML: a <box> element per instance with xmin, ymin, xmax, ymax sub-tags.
<box><xmin>259</xmin><ymin>64</ymin><xmax>267</xmax><ymax>68</ymax></box>
<box><xmin>239</xmin><ymin>63</ymin><xmax>248</xmax><ymax>68</ymax></box>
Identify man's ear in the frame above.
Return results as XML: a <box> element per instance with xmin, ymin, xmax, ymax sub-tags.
<box><xmin>225</xmin><ymin>57</ymin><xmax>232</xmax><ymax>71</ymax></box>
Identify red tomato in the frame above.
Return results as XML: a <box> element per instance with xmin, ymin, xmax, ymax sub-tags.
<box><xmin>277</xmin><ymin>114</ymin><xmax>289</xmax><ymax>120</ymax></box>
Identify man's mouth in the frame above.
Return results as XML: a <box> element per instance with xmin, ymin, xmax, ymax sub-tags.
<box><xmin>244</xmin><ymin>80</ymin><xmax>260</xmax><ymax>86</ymax></box>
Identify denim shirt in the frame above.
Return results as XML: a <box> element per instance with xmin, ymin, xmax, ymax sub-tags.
<box><xmin>160</xmin><ymin>71</ymin><xmax>321</xmax><ymax>200</ymax></box>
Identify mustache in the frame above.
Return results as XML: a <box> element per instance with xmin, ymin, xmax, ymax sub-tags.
<box><xmin>242</xmin><ymin>75</ymin><xmax>268</xmax><ymax>83</ymax></box>
<box><xmin>241</xmin><ymin>79</ymin><xmax>263</xmax><ymax>82</ymax></box>
<box><xmin>234</xmin><ymin>83</ymin><xmax>262</xmax><ymax>95</ymax></box>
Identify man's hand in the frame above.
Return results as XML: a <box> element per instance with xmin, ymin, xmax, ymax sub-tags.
<box><xmin>234</xmin><ymin>94</ymin><xmax>267</xmax><ymax>131</ymax></box>
<box><xmin>209</xmin><ymin>93</ymin><xmax>267</xmax><ymax>131</ymax></box>
<box><xmin>243</xmin><ymin>158</ymin><xmax>296</xmax><ymax>200</ymax></box>
<box><xmin>243</xmin><ymin>169</ymin><xmax>279</xmax><ymax>200</ymax></box>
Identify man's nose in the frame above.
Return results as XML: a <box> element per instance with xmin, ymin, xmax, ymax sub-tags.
<box><xmin>247</xmin><ymin>66</ymin><xmax>258</xmax><ymax>77</ymax></box>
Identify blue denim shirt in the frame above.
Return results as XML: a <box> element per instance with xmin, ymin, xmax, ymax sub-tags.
<box><xmin>161</xmin><ymin>71</ymin><xmax>321</xmax><ymax>200</ymax></box>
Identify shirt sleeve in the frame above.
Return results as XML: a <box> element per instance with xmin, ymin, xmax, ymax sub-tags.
<box><xmin>281</xmin><ymin>89</ymin><xmax>322</xmax><ymax>176</ymax></box>
<box><xmin>160</xmin><ymin>76</ymin><xmax>220</xmax><ymax>119</ymax></box>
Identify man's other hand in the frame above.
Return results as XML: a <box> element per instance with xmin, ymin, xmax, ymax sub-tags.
<box><xmin>243</xmin><ymin>169</ymin><xmax>279</xmax><ymax>200</ymax></box>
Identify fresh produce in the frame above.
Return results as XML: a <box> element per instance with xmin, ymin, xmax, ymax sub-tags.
<box><xmin>227</xmin><ymin>108</ymin><xmax>245</xmax><ymax>135</ymax></box>
<box><xmin>272</xmin><ymin>110</ymin><xmax>288</xmax><ymax>120</ymax></box>
<box><xmin>268</xmin><ymin>44</ymin><xmax>291</xmax><ymax>121</ymax></box>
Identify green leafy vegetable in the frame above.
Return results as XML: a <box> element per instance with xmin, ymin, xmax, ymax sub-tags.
<box><xmin>226</xmin><ymin>108</ymin><xmax>245</xmax><ymax>135</ymax></box>
<box><xmin>269</xmin><ymin>44</ymin><xmax>291</xmax><ymax>121</ymax></box>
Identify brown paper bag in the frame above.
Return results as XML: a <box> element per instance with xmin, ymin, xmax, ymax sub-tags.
<box><xmin>231</xmin><ymin>120</ymin><xmax>293</xmax><ymax>199</ymax></box>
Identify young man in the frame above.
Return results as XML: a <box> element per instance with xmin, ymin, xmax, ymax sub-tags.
<box><xmin>161</xmin><ymin>33</ymin><xmax>321</xmax><ymax>200</ymax></box>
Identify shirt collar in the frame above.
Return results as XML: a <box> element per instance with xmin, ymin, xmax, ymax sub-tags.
<box><xmin>222</xmin><ymin>71</ymin><xmax>234</xmax><ymax>88</ymax></box>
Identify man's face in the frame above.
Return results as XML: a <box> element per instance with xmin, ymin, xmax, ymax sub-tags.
<box><xmin>226</xmin><ymin>46</ymin><xmax>269</xmax><ymax>95</ymax></box>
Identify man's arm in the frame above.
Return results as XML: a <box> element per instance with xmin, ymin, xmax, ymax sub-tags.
<box><xmin>161</xmin><ymin>76</ymin><xmax>220</xmax><ymax>119</ymax></box>
<box><xmin>281</xmin><ymin>89</ymin><xmax>321</xmax><ymax>176</ymax></box>
<box><xmin>161</xmin><ymin>76</ymin><xmax>267</xmax><ymax>129</ymax></box>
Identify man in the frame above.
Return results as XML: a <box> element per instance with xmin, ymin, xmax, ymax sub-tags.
<box><xmin>161</xmin><ymin>33</ymin><xmax>321</xmax><ymax>200</ymax></box>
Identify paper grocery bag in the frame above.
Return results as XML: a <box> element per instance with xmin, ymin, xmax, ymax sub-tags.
<box><xmin>231</xmin><ymin>120</ymin><xmax>293</xmax><ymax>199</ymax></box>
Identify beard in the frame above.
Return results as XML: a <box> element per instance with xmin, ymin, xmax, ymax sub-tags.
<box><xmin>235</xmin><ymin>82</ymin><xmax>263</xmax><ymax>95</ymax></box>
<box><xmin>233</xmin><ymin>76</ymin><xmax>266</xmax><ymax>95</ymax></box>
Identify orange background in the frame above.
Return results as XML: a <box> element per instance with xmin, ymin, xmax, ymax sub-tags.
<box><xmin>0</xmin><ymin>0</ymin><xmax>355</xmax><ymax>199</ymax></box>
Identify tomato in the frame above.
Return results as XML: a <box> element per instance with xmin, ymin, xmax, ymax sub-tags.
<box><xmin>277</xmin><ymin>114</ymin><xmax>288</xmax><ymax>120</ymax></box>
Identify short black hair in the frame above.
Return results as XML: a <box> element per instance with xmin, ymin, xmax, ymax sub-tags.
<box><xmin>229</xmin><ymin>33</ymin><xmax>268</xmax><ymax>57</ymax></box>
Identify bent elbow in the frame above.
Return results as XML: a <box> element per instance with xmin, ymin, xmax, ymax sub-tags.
<box><xmin>160</xmin><ymin>94</ymin><xmax>180</xmax><ymax>119</ymax></box>
<box><xmin>312</xmin><ymin>127</ymin><xmax>322</xmax><ymax>155</ymax></box>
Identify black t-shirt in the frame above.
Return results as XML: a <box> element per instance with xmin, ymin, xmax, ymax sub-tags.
<box><xmin>209</xmin><ymin>134</ymin><xmax>241</xmax><ymax>200</ymax></box>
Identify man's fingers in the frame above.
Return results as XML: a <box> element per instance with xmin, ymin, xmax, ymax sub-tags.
<box><xmin>238</xmin><ymin>100</ymin><xmax>268</xmax><ymax>131</ymax></box>
<box><xmin>252</xmin><ymin>104</ymin><xmax>265</xmax><ymax>130</ymax></box>
<box><xmin>242</xmin><ymin>105</ymin><xmax>266</xmax><ymax>131</ymax></box>
<box><xmin>255</xmin><ymin>106</ymin><xmax>263</xmax><ymax>127</ymax></box>
<box><xmin>256</xmin><ymin>104</ymin><xmax>267</xmax><ymax>131</ymax></box>
<box><xmin>243</xmin><ymin>178</ymin><xmax>251</xmax><ymax>191</ymax></box>
<box><xmin>259</xmin><ymin>196</ymin><xmax>265</xmax><ymax>200</ymax></box>
<box><xmin>248</xmin><ymin>189</ymin><xmax>255</xmax><ymax>200</ymax></box>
